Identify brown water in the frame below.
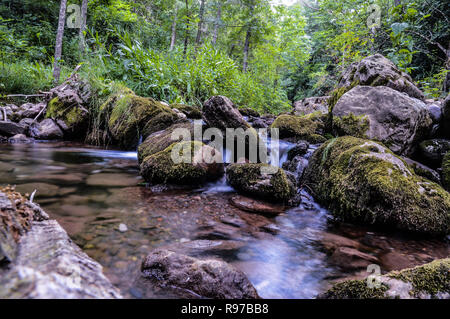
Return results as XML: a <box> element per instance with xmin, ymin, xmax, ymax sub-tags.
<box><xmin>0</xmin><ymin>142</ymin><xmax>448</xmax><ymax>298</ymax></box>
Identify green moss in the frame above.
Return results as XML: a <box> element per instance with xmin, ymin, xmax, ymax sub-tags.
<box><xmin>442</xmin><ymin>152</ymin><xmax>450</xmax><ymax>191</ymax></box>
<box><xmin>140</xmin><ymin>141</ymin><xmax>222</xmax><ymax>185</ymax></box>
<box><xmin>328</xmin><ymin>80</ymin><xmax>360</xmax><ymax>113</ymax></box>
<box><xmin>304</xmin><ymin>136</ymin><xmax>450</xmax><ymax>236</ymax></box>
<box><xmin>226</xmin><ymin>163</ymin><xmax>295</xmax><ymax>202</ymax></box>
<box><xmin>388</xmin><ymin>258</ymin><xmax>450</xmax><ymax>297</ymax></box>
<box><xmin>320</xmin><ymin>280</ymin><xmax>389</xmax><ymax>299</ymax></box>
<box><xmin>333</xmin><ymin>113</ymin><xmax>370</xmax><ymax>138</ymax></box>
<box><xmin>46</xmin><ymin>97</ymin><xmax>86</xmax><ymax>132</ymax></box>
<box><xmin>101</xmin><ymin>89</ymin><xmax>179</xmax><ymax>149</ymax></box>
<box><xmin>137</xmin><ymin>122</ymin><xmax>194</xmax><ymax>164</ymax></box>
<box><xmin>271</xmin><ymin>114</ymin><xmax>327</xmax><ymax>144</ymax></box>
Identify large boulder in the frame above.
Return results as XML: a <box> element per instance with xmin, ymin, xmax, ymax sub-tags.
<box><xmin>293</xmin><ymin>96</ymin><xmax>329</xmax><ymax>116</ymax></box>
<box><xmin>203</xmin><ymin>96</ymin><xmax>251</xmax><ymax>131</ymax></box>
<box><xmin>138</xmin><ymin>249</ymin><xmax>259</xmax><ymax>299</ymax></box>
<box><xmin>332</xmin><ymin>86</ymin><xmax>432</xmax><ymax>156</ymax></box>
<box><xmin>29</xmin><ymin>118</ymin><xmax>64</xmax><ymax>140</ymax></box>
<box><xmin>442</xmin><ymin>94</ymin><xmax>450</xmax><ymax>137</ymax></box>
<box><xmin>226</xmin><ymin>163</ymin><xmax>296</xmax><ymax>203</ymax></box>
<box><xmin>318</xmin><ymin>258</ymin><xmax>450</xmax><ymax>299</ymax></box>
<box><xmin>0</xmin><ymin>187</ymin><xmax>122</xmax><ymax>299</ymax></box>
<box><xmin>271</xmin><ymin>113</ymin><xmax>327</xmax><ymax>143</ymax></box>
<box><xmin>303</xmin><ymin>137</ymin><xmax>450</xmax><ymax>236</ymax></box>
<box><xmin>140</xmin><ymin>141</ymin><xmax>223</xmax><ymax>185</ymax></box>
<box><xmin>335</xmin><ymin>54</ymin><xmax>424</xmax><ymax>102</ymax></box>
<box><xmin>101</xmin><ymin>86</ymin><xmax>180</xmax><ymax>149</ymax></box>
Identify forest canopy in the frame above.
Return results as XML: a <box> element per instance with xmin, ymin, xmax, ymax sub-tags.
<box><xmin>0</xmin><ymin>0</ymin><xmax>448</xmax><ymax>114</ymax></box>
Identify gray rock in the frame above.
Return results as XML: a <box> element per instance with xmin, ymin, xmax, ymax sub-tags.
<box><xmin>337</xmin><ymin>54</ymin><xmax>424</xmax><ymax>100</ymax></box>
<box><xmin>29</xmin><ymin>118</ymin><xmax>64</xmax><ymax>140</ymax></box>
<box><xmin>139</xmin><ymin>249</ymin><xmax>259</xmax><ymax>299</ymax></box>
<box><xmin>0</xmin><ymin>190</ymin><xmax>122</xmax><ymax>299</ymax></box>
<box><xmin>16</xmin><ymin>102</ymin><xmax>45</xmax><ymax>119</ymax></box>
<box><xmin>293</xmin><ymin>96</ymin><xmax>329</xmax><ymax>115</ymax></box>
<box><xmin>428</xmin><ymin>104</ymin><xmax>442</xmax><ymax>123</ymax></box>
<box><xmin>0</xmin><ymin>121</ymin><xmax>25</xmax><ymax>137</ymax></box>
<box><xmin>333</xmin><ymin>86</ymin><xmax>432</xmax><ymax>156</ymax></box>
<box><xmin>203</xmin><ymin>96</ymin><xmax>251</xmax><ymax>131</ymax></box>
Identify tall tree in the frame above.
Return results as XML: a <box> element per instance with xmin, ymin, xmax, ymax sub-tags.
<box><xmin>212</xmin><ymin>1</ymin><xmax>223</xmax><ymax>46</ymax></box>
<box><xmin>169</xmin><ymin>5</ymin><xmax>178</xmax><ymax>51</ymax></box>
<box><xmin>183</xmin><ymin>0</ymin><xmax>190</xmax><ymax>58</ymax></box>
<box><xmin>242</xmin><ymin>2</ymin><xmax>254</xmax><ymax>73</ymax></box>
<box><xmin>79</xmin><ymin>0</ymin><xmax>88</xmax><ymax>52</ymax></box>
<box><xmin>53</xmin><ymin>0</ymin><xmax>68</xmax><ymax>84</ymax></box>
<box><xmin>195</xmin><ymin>0</ymin><xmax>207</xmax><ymax>49</ymax></box>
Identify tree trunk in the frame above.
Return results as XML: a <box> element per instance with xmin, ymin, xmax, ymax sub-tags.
<box><xmin>195</xmin><ymin>0</ymin><xmax>206</xmax><ymax>49</ymax></box>
<box><xmin>183</xmin><ymin>0</ymin><xmax>190</xmax><ymax>59</ymax></box>
<box><xmin>242</xmin><ymin>3</ymin><xmax>254</xmax><ymax>73</ymax></box>
<box><xmin>79</xmin><ymin>0</ymin><xmax>88</xmax><ymax>52</ymax></box>
<box><xmin>53</xmin><ymin>0</ymin><xmax>68</xmax><ymax>84</ymax></box>
<box><xmin>169</xmin><ymin>5</ymin><xmax>178</xmax><ymax>51</ymax></box>
<box><xmin>212</xmin><ymin>2</ymin><xmax>222</xmax><ymax>46</ymax></box>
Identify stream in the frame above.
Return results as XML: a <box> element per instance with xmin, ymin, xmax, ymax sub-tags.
<box><xmin>0</xmin><ymin>141</ymin><xmax>449</xmax><ymax>298</ymax></box>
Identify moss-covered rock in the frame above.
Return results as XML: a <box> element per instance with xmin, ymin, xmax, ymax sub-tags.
<box><xmin>270</xmin><ymin>114</ymin><xmax>327</xmax><ymax>144</ymax></box>
<box><xmin>137</xmin><ymin>122</ymin><xmax>195</xmax><ymax>164</ymax></box>
<box><xmin>319</xmin><ymin>258</ymin><xmax>450</xmax><ymax>299</ymax></box>
<box><xmin>44</xmin><ymin>77</ymin><xmax>92</xmax><ymax>139</ymax></box>
<box><xmin>171</xmin><ymin>104</ymin><xmax>202</xmax><ymax>119</ymax></box>
<box><xmin>304</xmin><ymin>136</ymin><xmax>450</xmax><ymax>236</ymax></box>
<box><xmin>101</xmin><ymin>87</ymin><xmax>180</xmax><ymax>149</ymax></box>
<box><xmin>140</xmin><ymin>141</ymin><xmax>223</xmax><ymax>185</ymax></box>
<box><xmin>226</xmin><ymin>163</ymin><xmax>295</xmax><ymax>203</ymax></box>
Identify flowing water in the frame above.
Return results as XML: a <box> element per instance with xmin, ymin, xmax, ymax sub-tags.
<box><xmin>0</xmin><ymin>142</ymin><xmax>448</xmax><ymax>298</ymax></box>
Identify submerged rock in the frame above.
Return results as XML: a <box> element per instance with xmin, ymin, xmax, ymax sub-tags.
<box><xmin>304</xmin><ymin>136</ymin><xmax>450</xmax><ymax>236</ymax></box>
<box><xmin>229</xmin><ymin>195</ymin><xmax>286</xmax><ymax>216</ymax></box>
<box><xmin>138</xmin><ymin>249</ymin><xmax>259</xmax><ymax>299</ymax></box>
<box><xmin>226</xmin><ymin>163</ymin><xmax>296</xmax><ymax>203</ymax></box>
<box><xmin>0</xmin><ymin>188</ymin><xmax>121</xmax><ymax>299</ymax></box>
<box><xmin>318</xmin><ymin>258</ymin><xmax>450</xmax><ymax>299</ymax></box>
<box><xmin>140</xmin><ymin>141</ymin><xmax>223</xmax><ymax>185</ymax></box>
<box><xmin>332</xmin><ymin>86</ymin><xmax>431</xmax><ymax>156</ymax></box>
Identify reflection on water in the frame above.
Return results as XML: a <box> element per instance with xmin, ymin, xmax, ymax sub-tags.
<box><xmin>1</xmin><ymin>142</ymin><xmax>449</xmax><ymax>299</ymax></box>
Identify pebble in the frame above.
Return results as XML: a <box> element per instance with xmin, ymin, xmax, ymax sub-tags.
<box><xmin>119</xmin><ymin>223</ymin><xmax>128</xmax><ymax>232</ymax></box>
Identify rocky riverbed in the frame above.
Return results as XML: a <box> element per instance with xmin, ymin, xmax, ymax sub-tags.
<box><xmin>0</xmin><ymin>142</ymin><xmax>448</xmax><ymax>298</ymax></box>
